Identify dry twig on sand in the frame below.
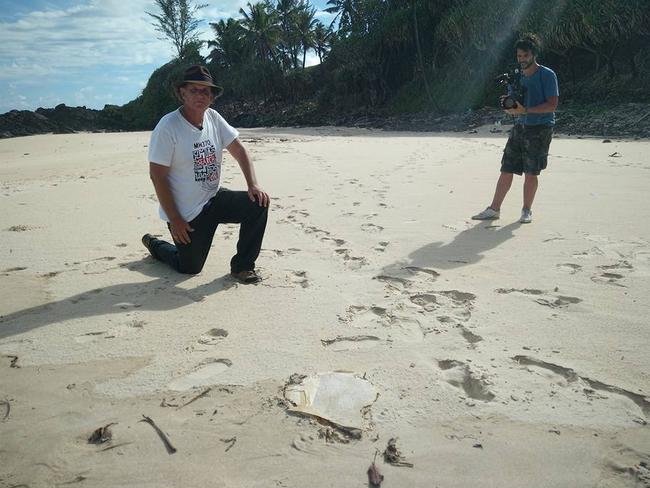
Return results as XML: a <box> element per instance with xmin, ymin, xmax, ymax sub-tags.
<box><xmin>220</xmin><ymin>436</ymin><xmax>237</xmax><ymax>452</ymax></box>
<box><xmin>139</xmin><ymin>415</ymin><xmax>177</xmax><ymax>454</ymax></box>
<box><xmin>100</xmin><ymin>442</ymin><xmax>133</xmax><ymax>452</ymax></box>
<box><xmin>178</xmin><ymin>387</ymin><xmax>212</xmax><ymax>409</ymax></box>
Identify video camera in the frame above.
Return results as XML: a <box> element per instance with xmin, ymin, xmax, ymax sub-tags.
<box><xmin>495</xmin><ymin>67</ymin><xmax>526</xmax><ymax>110</ymax></box>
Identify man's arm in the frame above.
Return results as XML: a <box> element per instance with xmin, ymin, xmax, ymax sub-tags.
<box><xmin>226</xmin><ymin>138</ymin><xmax>270</xmax><ymax>207</ymax></box>
<box><xmin>149</xmin><ymin>162</ymin><xmax>194</xmax><ymax>244</ymax></box>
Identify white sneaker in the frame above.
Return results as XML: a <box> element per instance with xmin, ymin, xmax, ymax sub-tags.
<box><xmin>519</xmin><ymin>208</ymin><xmax>533</xmax><ymax>223</ymax></box>
<box><xmin>472</xmin><ymin>207</ymin><xmax>500</xmax><ymax>220</ymax></box>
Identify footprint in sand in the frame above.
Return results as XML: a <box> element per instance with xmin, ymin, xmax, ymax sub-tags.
<box><xmin>221</xmin><ymin>227</ymin><xmax>235</xmax><ymax>240</ymax></box>
<box><xmin>373</xmin><ymin>241</ymin><xmax>389</xmax><ymax>252</ymax></box>
<box><xmin>361</xmin><ymin>223</ymin><xmax>384</xmax><ymax>233</ymax></box>
<box><xmin>437</xmin><ymin>360</ymin><xmax>495</xmax><ymax>401</ymax></box>
<box><xmin>74</xmin><ymin>321</ymin><xmax>143</xmax><ymax>342</ymax></box>
<box><xmin>261</xmin><ymin>248</ymin><xmax>285</xmax><ymax>257</ymax></box>
<box><xmin>409</xmin><ymin>290</ymin><xmax>475</xmax><ymax>321</ymax></box>
<box><xmin>334</xmin><ymin>249</ymin><xmax>367</xmax><ymax>269</ymax></box>
<box><xmin>288</xmin><ymin>270</ymin><xmax>309</xmax><ymax>288</ymax></box>
<box><xmin>374</xmin><ymin>274</ymin><xmax>412</xmax><ymax>292</ymax></box>
<box><xmin>496</xmin><ymin>288</ymin><xmax>582</xmax><ymax>309</ymax></box>
<box><xmin>168</xmin><ymin>359</ymin><xmax>232</xmax><ymax>391</ymax></box>
<box><xmin>591</xmin><ymin>260</ymin><xmax>633</xmax><ymax>287</ymax></box>
<box><xmin>459</xmin><ymin>326</ymin><xmax>483</xmax><ymax>348</ymax></box>
<box><xmin>409</xmin><ymin>293</ymin><xmax>439</xmax><ymax>312</ymax></box>
<box><xmin>261</xmin><ymin>248</ymin><xmax>302</xmax><ymax>258</ymax></box>
<box><xmin>591</xmin><ymin>272</ymin><xmax>625</xmax><ymax>287</ymax></box>
<box><xmin>572</xmin><ymin>247</ymin><xmax>605</xmax><ymax>259</ymax></box>
<box><xmin>340</xmin><ymin>305</ymin><xmax>390</xmax><ymax>328</ymax></box>
<box><xmin>513</xmin><ymin>355</ymin><xmax>650</xmax><ymax>419</ymax></box>
<box><xmin>321</xmin><ymin>335</ymin><xmax>382</xmax><ymax>351</ymax></box>
<box><xmin>556</xmin><ymin>263</ymin><xmax>582</xmax><ymax>274</ymax></box>
<box><xmin>403</xmin><ymin>266</ymin><xmax>440</xmax><ymax>280</ymax></box>
<box><xmin>535</xmin><ymin>296</ymin><xmax>582</xmax><ymax>308</ymax></box>
<box><xmin>198</xmin><ymin>328</ymin><xmax>229</xmax><ymax>345</ymax></box>
<box><xmin>321</xmin><ymin>236</ymin><xmax>346</xmax><ymax>246</ymax></box>
<box><xmin>496</xmin><ymin>287</ymin><xmax>545</xmax><ymax>296</ymax></box>
<box><xmin>386</xmin><ymin>315</ymin><xmax>424</xmax><ymax>342</ymax></box>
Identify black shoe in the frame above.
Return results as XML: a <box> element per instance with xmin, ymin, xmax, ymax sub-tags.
<box><xmin>142</xmin><ymin>233</ymin><xmax>156</xmax><ymax>253</ymax></box>
<box><xmin>231</xmin><ymin>270</ymin><xmax>262</xmax><ymax>284</ymax></box>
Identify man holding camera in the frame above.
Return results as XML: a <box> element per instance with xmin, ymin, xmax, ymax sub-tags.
<box><xmin>472</xmin><ymin>34</ymin><xmax>559</xmax><ymax>224</ymax></box>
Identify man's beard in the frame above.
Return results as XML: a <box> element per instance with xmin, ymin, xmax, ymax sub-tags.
<box><xmin>520</xmin><ymin>59</ymin><xmax>535</xmax><ymax>70</ymax></box>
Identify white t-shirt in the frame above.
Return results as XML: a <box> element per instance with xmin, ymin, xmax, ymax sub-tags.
<box><xmin>148</xmin><ymin>108</ymin><xmax>239</xmax><ymax>222</ymax></box>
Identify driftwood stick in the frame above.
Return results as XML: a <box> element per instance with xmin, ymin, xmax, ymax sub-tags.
<box><xmin>140</xmin><ymin>415</ymin><xmax>177</xmax><ymax>454</ymax></box>
<box><xmin>100</xmin><ymin>441</ymin><xmax>134</xmax><ymax>452</ymax></box>
<box><xmin>178</xmin><ymin>387</ymin><xmax>212</xmax><ymax>409</ymax></box>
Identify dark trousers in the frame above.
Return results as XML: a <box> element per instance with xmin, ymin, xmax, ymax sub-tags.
<box><xmin>149</xmin><ymin>188</ymin><xmax>268</xmax><ymax>275</ymax></box>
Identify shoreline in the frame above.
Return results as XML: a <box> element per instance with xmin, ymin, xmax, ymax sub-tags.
<box><xmin>2</xmin><ymin>102</ymin><xmax>649</xmax><ymax>140</ymax></box>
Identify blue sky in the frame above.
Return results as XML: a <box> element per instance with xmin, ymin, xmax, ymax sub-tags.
<box><xmin>0</xmin><ymin>0</ymin><xmax>333</xmax><ymax>113</ymax></box>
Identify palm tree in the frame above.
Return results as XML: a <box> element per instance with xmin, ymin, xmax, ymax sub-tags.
<box><xmin>207</xmin><ymin>18</ymin><xmax>245</xmax><ymax>69</ymax></box>
<box><xmin>312</xmin><ymin>21</ymin><xmax>333</xmax><ymax>63</ymax></box>
<box><xmin>239</xmin><ymin>2</ymin><xmax>283</xmax><ymax>65</ymax></box>
<box><xmin>295</xmin><ymin>5</ymin><xmax>319</xmax><ymax>67</ymax></box>
<box><xmin>325</xmin><ymin>0</ymin><xmax>356</xmax><ymax>35</ymax></box>
<box><xmin>275</xmin><ymin>0</ymin><xmax>302</xmax><ymax>70</ymax></box>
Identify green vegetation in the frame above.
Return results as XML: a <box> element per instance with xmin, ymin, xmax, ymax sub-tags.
<box><xmin>146</xmin><ymin>0</ymin><xmax>208</xmax><ymax>58</ymax></box>
<box><xmin>126</xmin><ymin>0</ymin><xmax>650</xmax><ymax>130</ymax></box>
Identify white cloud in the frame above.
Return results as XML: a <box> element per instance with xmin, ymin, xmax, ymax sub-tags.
<box><xmin>0</xmin><ymin>0</ymin><xmax>174</xmax><ymax>78</ymax></box>
<box><xmin>0</xmin><ymin>0</ymin><xmax>332</xmax><ymax>112</ymax></box>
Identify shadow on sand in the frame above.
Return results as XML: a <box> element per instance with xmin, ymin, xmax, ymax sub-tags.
<box><xmin>0</xmin><ymin>258</ymin><xmax>236</xmax><ymax>340</ymax></box>
<box><xmin>382</xmin><ymin>221</ymin><xmax>521</xmax><ymax>275</ymax></box>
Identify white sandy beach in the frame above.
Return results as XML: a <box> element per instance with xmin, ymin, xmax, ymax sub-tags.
<box><xmin>1</xmin><ymin>127</ymin><xmax>649</xmax><ymax>487</ymax></box>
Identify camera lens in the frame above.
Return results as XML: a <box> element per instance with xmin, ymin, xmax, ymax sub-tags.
<box><xmin>502</xmin><ymin>97</ymin><xmax>517</xmax><ymax>109</ymax></box>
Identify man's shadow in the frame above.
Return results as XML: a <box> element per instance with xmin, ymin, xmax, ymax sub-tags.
<box><xmin>382</xmin><ymin>221</ymin><xmax>521</xmax><ymax>275</ymax></box>
<box><xmin>0</xmin><ymin>258</ymin><xmax>236</xmax><ymax>340</ymax></box>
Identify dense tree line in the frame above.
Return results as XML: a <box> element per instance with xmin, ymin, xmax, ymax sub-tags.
<box><xmin>124</xmin><ymin>0</ymin><xmax>650</xmax><ymax>129</ymax></box>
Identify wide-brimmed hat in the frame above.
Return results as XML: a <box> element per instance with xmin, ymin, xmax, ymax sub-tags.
<box><xmin>176</xmin><ymin>65</ymin><xmax>223</xmax><ymax>98</ymax></box>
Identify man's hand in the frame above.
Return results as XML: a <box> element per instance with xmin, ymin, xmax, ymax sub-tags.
<box><xmin>169</xmin><ymin>217</ymin><xmax>194</xmax><ymax>245</ymax></box>
<box><xmin>505</xmin><ymin>103</ymin><xmax>526</xmax><ymax>116</ymax></box>
<box><xmin>248</xmin><ymin>185</ymin><xmax>270</xmax><ymax>207</ymax></box>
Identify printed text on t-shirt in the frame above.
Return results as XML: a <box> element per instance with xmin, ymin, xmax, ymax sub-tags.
<box><xmin>192</xmin><ymin>139</ymin><xmax>219</xmax><ymax>182</ymax></box>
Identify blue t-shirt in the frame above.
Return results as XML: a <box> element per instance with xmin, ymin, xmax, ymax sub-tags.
<box><xmin>517</xmin><ymin>65</ymin><xmax>559</xmax><ymax>126</ymax></box>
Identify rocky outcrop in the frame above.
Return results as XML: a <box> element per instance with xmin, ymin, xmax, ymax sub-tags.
<box><xmin>2</xmin><ymin>102</ymin><xmax>649</xmax><ymax>139</ymax></box>
<box><xmin>0</xmin><ymin>104</ymin><xmax>127</xmax><ymax>139</ymax></box>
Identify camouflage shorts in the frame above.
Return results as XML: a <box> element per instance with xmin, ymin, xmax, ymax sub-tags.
<box><xmin>501</xmin><ymin>124</ymin><xmax>554</xmax><ymax>175</ymax></box>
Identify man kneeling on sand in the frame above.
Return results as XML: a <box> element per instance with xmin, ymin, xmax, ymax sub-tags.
<box><xmin>142</xmin><ymin>65</ymin><xmax>270</xmax><ymax>284</ymax></box>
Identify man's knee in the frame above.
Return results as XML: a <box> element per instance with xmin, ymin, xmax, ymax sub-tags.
<box><xmin>249</xmin><ymin>201</ymin><xmax>269</xmax><ymax>218</ymax></box>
